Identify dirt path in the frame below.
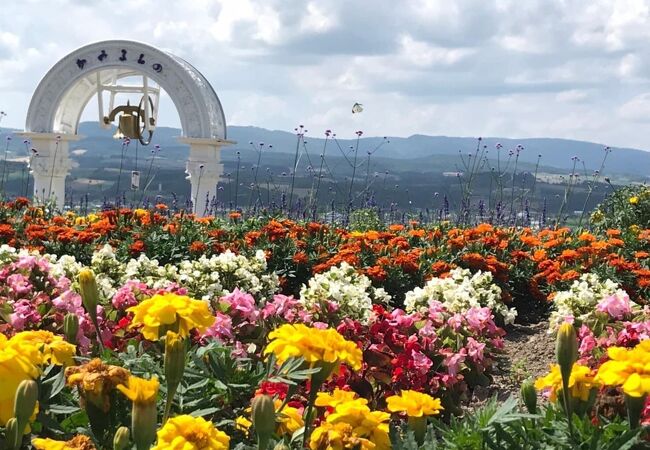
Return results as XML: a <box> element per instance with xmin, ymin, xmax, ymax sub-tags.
<box><xmin>471</xmin><ymin>320</ymin><xmax>555</xmax><ymax>404</ymax></box>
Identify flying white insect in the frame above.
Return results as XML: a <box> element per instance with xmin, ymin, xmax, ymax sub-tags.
<box><xmin>351</xmin><ymin>103</ymin><xmax>363</xmax><ymax>114</ymax></box>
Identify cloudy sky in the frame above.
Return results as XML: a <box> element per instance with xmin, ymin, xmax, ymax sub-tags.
<box><xmin>3</xmin><ymin>0</ymin><xmax>650</xmax><ymax>149</ymax></box>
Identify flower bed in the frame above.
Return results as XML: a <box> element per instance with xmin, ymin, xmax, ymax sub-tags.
<box><xmin>0</xmin><ymin>200</ymin><xmax>648</xmax><ymax>448</ymax></box>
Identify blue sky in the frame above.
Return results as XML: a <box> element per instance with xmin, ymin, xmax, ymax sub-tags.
<box><xmin>2</xmin><ymin>0</ymin><xmax>650</xmax><ymax>149</ymax></box>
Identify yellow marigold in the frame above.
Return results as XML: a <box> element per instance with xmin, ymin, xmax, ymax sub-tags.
<box><xmin>235</xmin><ymin>415</ymin><xmax>252</xmax><ymax>434</ymax></box>
<box><xmin>151</xmin><ymin>414</ymin><xmax>230</xmax><ymax>450</ymax></box>
<box><xmin>275</xmin><ymin>399</ymin><xmax>304</xmax><ymax>436</ymax></box>
<box><xmin>323</xmin><ymin>400</ymin><xmax>390</xmax><ymax>450</ymax></box>
<box><xmin>10</xmin><ymin>330</ymin><xmax>76</xmax><ymax>366</ymax></box>
<box><xmin>264</xmin><ymin>324</ymin><xmax>362</xmax><ymax>372</ymax></box>
<box><xmin>65</xmin><ymin>358</ymin><xmax>130</xmax><ymax>413</ymax></box>
<box><xmin>386</xmin><ymin>390</ymin><xmax>444</xmax><ymax>417</ymax></box>
<box><xmin>315</xmin><ymin>388</ymin><xmax>367</xmax><ymax>408</ymax></box>
<box><xmin>116</xmin><ymin>375</ymin><xmax>159</xmax><ymax>405</ymax></box>
<box><xmin>32</xmin><ymin>435</ymin><xmax>96</xmax><ymax>449</ymax></box>
<box><xmin>595</xmin><ymin>340</ymin><xmax>650</xmax><ymax>397</ymax></box>
<box><xmin>133</xmin><ymin>208</ymin><xmax>148</xmax><ymax>218</ymax></box>
<box><xmin>630</xmin><ymin>196</ymin><xmax>640</xmax><ymax>205</ymax></box>
<box><xmin>127</xmin><ymin>292</ymin><xmax>215</xmax><ymax>341</ymax></box>
<box><xmin>310</xmin><ymin>422</ymin><xmax>375</xmax><ymax>450</ymax></box>
<box><xmin>535</xmin><ymin>363</ymin><xmax>599</xmax><ymax>402</ymax></box>
<box><xmin>0</xmin><ymin>333</ymin><xmax>40</xmax><ymax>425</ymax></box>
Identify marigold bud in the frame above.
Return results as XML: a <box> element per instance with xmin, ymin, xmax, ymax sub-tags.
<box><xmin>251</xmin><ymin>394</ymin><xmax>275</xmax><ymax>450</ymax></box>
<box><xmin>64</xmin><ymin>313</ymin><xmax>79</xmax><ymax>344</ymax></box>
<box><xmin>556</xmin><ymin>322</ymin><xmax>578</xmax><ymax>384</ymax></box>
<box><xmin>164</xmin><ymin>331</ymin><xmax>186</xmax><ymax>388</ymax></box>
<box><xmin>113</xmin><ymin>426</ymin><xmax>130</xmax><ymax>450</ymax></box>
<box><xmin>133</xmin><ymin>402</ymin><xmax>157</xmax><ymax>450</ymax></box>
<box><xmin>5</xmin><ymin>418</ymin><xmax>20</xmax><ymax>450</ymax></box>
<box><xmin>520</xmin><ymin>379</ymin><xmax>537</xmax><ymax>414</ymax></box>
<box><xmin>14</xmin><ymin>380</ymin><xmax>38</xmax><ymax>436</ymax></box>
<box><xmin>78</xmin><ymin>269</ymin><xmax>100</xmax><ymax>319</ymax></box>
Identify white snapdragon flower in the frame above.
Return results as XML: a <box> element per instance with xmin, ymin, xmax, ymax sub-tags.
<box><xmin>404</xmin><ymin>267</ymin><xmax>516</xmax><ymax>324</ymax></box>
<box><xmin>548</xmin><ymin>273</ymin><xmax>634</xmax><ymax>331</ymax></box>
<box><xmin>299</xmin><ymin>262</ymin><xmax>390</xmax><ymax>322</ymax></box>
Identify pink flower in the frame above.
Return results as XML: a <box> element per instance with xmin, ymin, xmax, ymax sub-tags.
<box><xmin>9</xmin><ymin>299</ymin><xmax>41</xmax><ymax>330</ymax></box>
<box><xmin>427</xmin><ymin>301</ymin><xmax>446</xmax><ymax>323</ymax></box>
<box><xmin>447</xmin><ymin>313</ymin><xmax>463</xmax><ymax>331</ymax></box>
<box><xmin>387</xmin><ymin>309</ymin><xmax>415</xmax><ymax>328</ymax></box>
<box><xmin>440</xmin><ymin>373</ymin><xmax>461</xmax><ymax>388</ymax></box>
<box><xmin>261</xmin><ymin>294</ymin><xmax>300</xmax><ymax>321</ymax></box>
<box><xmin>597</xmin><ymin>293</ymin><xmax>632</xmax><ymax>320</ymax></box>
<box><xmin>222</xmin><ymin>289</ymin><xmax>259</xmax><ymax>323</ymax></box>
<box><xmin>204</xmin><ymin>312</ymin><xmax>233</xmax><ymax>340</ymax></box>
<box><xmin>7</xmin><ymin>274</ymin><xmax>32</xmax><ymax>296</ymax></box>
<box><xmin>297</xmin><ymin>309</ymin><xmax>313</xmax><ymax>323</ymax></box>
<box><xmin>52</xmin><ymin>290</ymin><xmax>84</xmax><ymax>315</ymax></box>
<box><xmin>466</xmin><ymin>337</ymin><xmax>485</xmax><ymax>363</ymax></box>
<box><xmin>231</xmin><ymin>341</ymin><xmax>248</xmax><ymax>359</ymax></box>
<box><xmin>112</xmin><ymin>281</ymin><xmax>147</xmax><ymax>309</ymax></box>
<box><xmin>578</xmin><ymin>325</ymin><xmax>597</xmax><ymax>356</ymax></box>
<box><xmin>418</xmin><ymin>320</ymin><xmax>438</xmax><ymax>340</ymax></box>
<box><xmin>443</xmin><ymin>348</ymin><xmax>466</xmax><ymax>377</ymax></box>
<box><xmin>325</xmin><ymin>301</ymin><xmax>340</xmax><ymax>314</ymax></box>
<box><xmin>465</xmin><ymin>307</ymin><xmax>500</xmax><ymax>334</ymax></box>
<box><xmin>411</xmin><ymin>350</ymin><xmax>433</xmax><ymax>373</ymax></box>
<box><xmin>15</xmin><ymin>255</ymin><xmax>38</xmax><ymax>270</ymax></box>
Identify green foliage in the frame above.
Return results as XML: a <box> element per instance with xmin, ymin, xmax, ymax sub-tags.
<box><xmin>349</xmin><ymin>208</ymin><xmax>384</xmax><ymax>232</ymax></box>
<box><xmin>591</xmin><ymin>184</ymin><xmax>650</xmax><ymax>231</ymax></box>
<box><xmin>391</xmin><ymin>397</ymin><xmax>645</xmax><ymax>450</ymax></box>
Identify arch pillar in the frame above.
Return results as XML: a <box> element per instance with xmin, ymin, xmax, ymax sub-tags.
<box><xmin>19</xmin><ymin>132</ymin><xmax>81</xmax><ymax>207</ymax></box>
<box><xmin>179</xmin><ymin>137</ymin><xmax>234</xmax><ymax>216</ymax></box>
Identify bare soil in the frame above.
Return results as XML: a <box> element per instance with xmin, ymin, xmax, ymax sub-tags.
<box><xmin>470</xmin><ymin>320</ymin><xmax>555</xmax><ymax>405</ymax></box>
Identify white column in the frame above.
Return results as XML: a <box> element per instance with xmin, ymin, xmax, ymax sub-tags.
<box><xmin>179</xmin><ymin>137</ymin><xmax>234</xmax><ymax>217</ymax></box>
<box><xmin>19</xmin><ymin>133</ymin><xmax>81</xmax><ymax>209</ymax></box>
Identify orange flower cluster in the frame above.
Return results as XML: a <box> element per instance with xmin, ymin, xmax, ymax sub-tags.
<box><xmin>0</xmin><ymin>201</ymin><xmax>647</xmax><ymax>305</ymax></box>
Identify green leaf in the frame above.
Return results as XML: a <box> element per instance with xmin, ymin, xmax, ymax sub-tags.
<box><xmin>189</xmin><ymin>407</ymin><xmax>221</xmax><ymax>418</ymax></box>
<box><xmin>48</xmin><ymin>405</ymin><xmax>81</xmax><ymax>414</ymax></box>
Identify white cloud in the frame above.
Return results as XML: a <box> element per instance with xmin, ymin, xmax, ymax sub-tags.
<box><xmin>300</xmin><ymin>3</ymin><xmax>336</xmax><ymax>33</ymax></box>
<box><xmin>398</xmin><ymin>35</ymin><xmax>475</xmax><ymax>67</ymax></box>
<box><xmin>2</xmin><ymin>0</ymin><xmax>650</xmax><ymax>150</ymax></box>
<box><xmin>556</xmin><ymin>90</ymin><xmax>590</xmax><ymax>103</ymax></box>
<box><xmin>618</xmin><ymin>93</ymin><xmax>650</xmax><ymax>122</ymax></box>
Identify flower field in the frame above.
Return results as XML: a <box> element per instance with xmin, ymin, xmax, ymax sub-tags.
<box><xmin>0</xmin><ymin>187</ymin><xmax>649</xmax><ymax>449</ymax></box>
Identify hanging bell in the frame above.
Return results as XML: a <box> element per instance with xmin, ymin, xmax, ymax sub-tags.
<box><xmin>117</xmin><ymin>111</ymin><xmax>140</xmax><ymax>140</ymax></box>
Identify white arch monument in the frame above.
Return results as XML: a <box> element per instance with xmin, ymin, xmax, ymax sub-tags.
<box><xmin>23</xmin><ymin>40</ymin><xmax>233</xmax><ymax>215</ymax></box>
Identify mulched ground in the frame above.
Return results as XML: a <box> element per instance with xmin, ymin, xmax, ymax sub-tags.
<box><xmin>470</xmin><ymin>320</ymin><xmax>555</xmax><ymax>405</ymax></box>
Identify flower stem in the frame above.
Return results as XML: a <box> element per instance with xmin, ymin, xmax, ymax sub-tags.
<box><xmin>302</xmin><ymin>383</ymin><xmax>321</xmax><ymax>447</ymax></box>
<box><xmin>163</xmin><ymin>382</ymin><xmax>178</xmax><ymax>424</ymax></box>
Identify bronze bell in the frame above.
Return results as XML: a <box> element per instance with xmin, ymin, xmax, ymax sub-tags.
<box><xmin>104</xmin><ymin>98</ymin><xmax>154</xmax><ymax>145</ymax></box>
<box><xmin>117</xmin><ymin>111</ymin><xmax>140</xmax><ymax>140</ymax></box>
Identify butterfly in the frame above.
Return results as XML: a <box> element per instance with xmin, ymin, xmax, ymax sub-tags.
<box><xmin>352</xmin><ymin>103</ymin><xmax>364</xmax><ymax>114</ymax></box>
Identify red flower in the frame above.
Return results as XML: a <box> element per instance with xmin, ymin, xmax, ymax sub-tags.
<box><xmin>255</xmin><ymin>381</ymin><xmax>289</xmax><ymax>399</ymax></box>
<box><xmin>129</xmin><ymin>240</ymin><xmax>146</xmax><ymax>255</ymax></box>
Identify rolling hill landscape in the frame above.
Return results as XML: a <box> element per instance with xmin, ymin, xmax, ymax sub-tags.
<box><xmin>0</xmin><ymin>123</ymin><xmax>646</xmax><ymax>219</ymax></box>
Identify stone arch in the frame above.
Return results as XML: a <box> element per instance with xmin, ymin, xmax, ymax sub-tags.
<box><xmin>23</xmin><ymin>40</ymin><xmax>232</xmax><ymax>215</ymax></box>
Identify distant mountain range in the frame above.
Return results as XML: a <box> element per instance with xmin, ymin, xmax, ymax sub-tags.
<box><xmin>0</xmin><ymin>122</ymin><xmax>638</xmax><ymax>214</ymax></box>
<box><xmin>0</xmin><ymin>122</ymin><xmax>647</xmax><ymax>178</ymax></box>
